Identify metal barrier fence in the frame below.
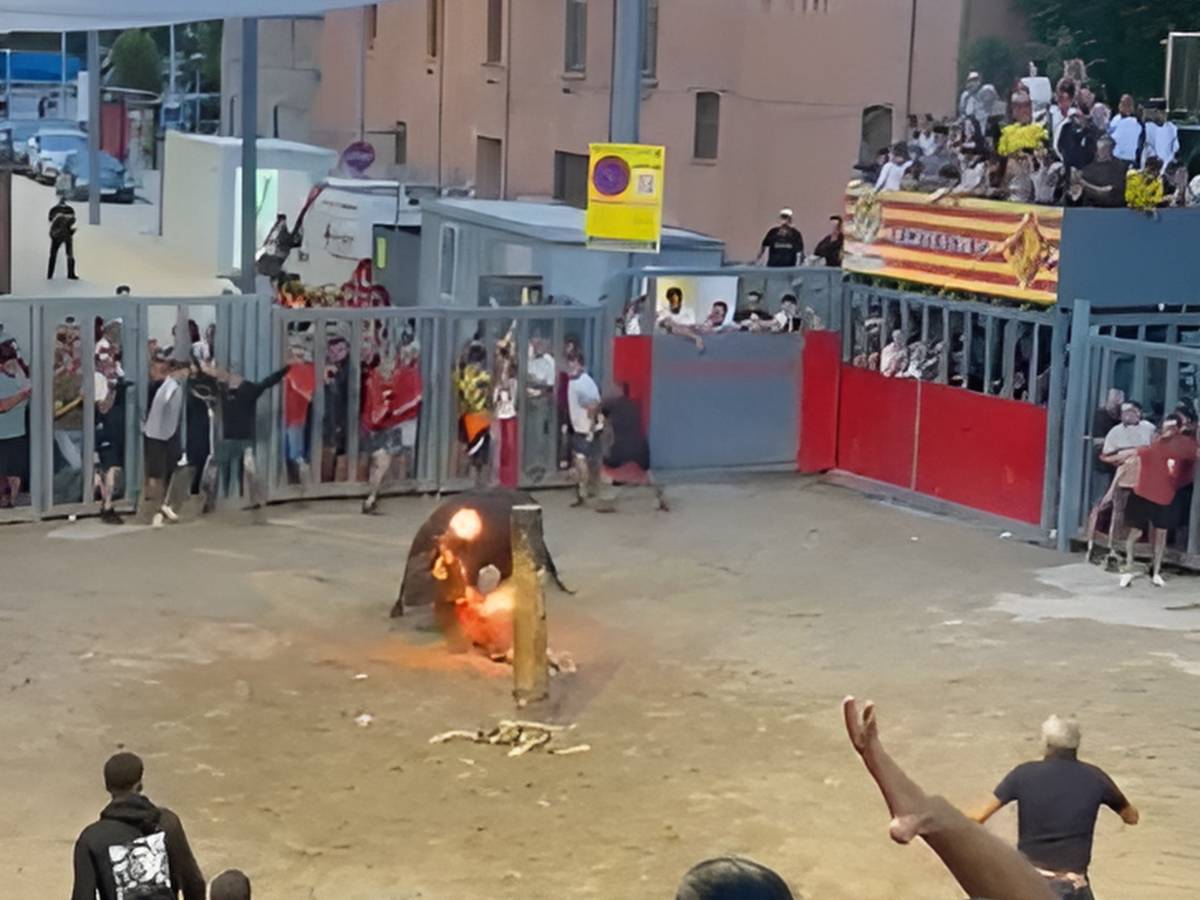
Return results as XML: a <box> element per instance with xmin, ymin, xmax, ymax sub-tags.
<box><xmin>842</xmin><ymin>283</ymin><xmax>1062</xmax><ymax>405</ymax></box>
<box><xmin>0</xmin><ymin>294</ymin><xmax>607</xmax><ymax>522</ymax></box>
<box><xmin>840</xmin><ymin>283</ymin><xmax>1068</xmax><ymax>533</ymax></box>
<box><xmin>1059</xmin><ymin>305</ymin><xmax>1200</xmax><ymax>561</ymax></box>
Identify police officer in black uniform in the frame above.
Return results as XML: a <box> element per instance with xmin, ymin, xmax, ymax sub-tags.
<box><xmin>47</xmin><ymin>196</ymin><xmax>79</xmax><ymax>280</ymax></box>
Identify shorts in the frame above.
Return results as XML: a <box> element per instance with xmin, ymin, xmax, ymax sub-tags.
<box><xmin>284</xmin><ymin>424</ymin><xmax>308</xmax><ymax>463</ymax></box>
<box><xmin>365</xmin><ymin>420</ymin><xmax>416</xmax><ymax>455</ymax></box>
<box><xmin>569</xmin><ymin>432</ymin><xmax>599</xmax><ymax>460</ymax></box>
<box><xmin>143</xmin><ymin>435</ymin><xmax>181</xmax><ymax>480</ymax></box>
<box><xmin>1125</xmin><ymin>492</ymin><xmax>1172</xmax><ymax>531</ymax></box>
<box><xmin>97</xmin><ymin>436</ymin><xmax>124</xmax><ymax>470</ymax></box>
<box><xmin>0</xmin><ymin>436</ymin><xmax>24</xmax><ymax>478</ymax></box>
<box><xmin>459</xmin><ymin>413</ymin><xmax>490</xmax><ymax>461</ymax></box>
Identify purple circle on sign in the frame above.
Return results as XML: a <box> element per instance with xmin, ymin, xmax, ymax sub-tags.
<box><xmin>342</xmin><ymin>140</ymin><xmax>376</xmax><ymax>174</ymax></box>
<box><xmin>592</xmin><ymin>156</ymin><xmax>631</xmax><ymax>196</ymax></box>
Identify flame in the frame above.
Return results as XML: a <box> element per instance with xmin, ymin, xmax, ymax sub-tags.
<box><xmin>448</xmin><ymin>508</ymin><xmax>483</xmax><ymax>541</ymax></box>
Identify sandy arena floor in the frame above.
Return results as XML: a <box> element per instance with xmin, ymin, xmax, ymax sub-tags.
<box><xmin>2</xmin><ymin>475</ymin><xmax>1199</xmax><ymax>899</ymax></box>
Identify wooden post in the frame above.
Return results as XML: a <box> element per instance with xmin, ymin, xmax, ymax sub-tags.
<box><xmin>510</xmin><ymin>504</ymin><xmax>549</xmax><ymax>705</ymax></box>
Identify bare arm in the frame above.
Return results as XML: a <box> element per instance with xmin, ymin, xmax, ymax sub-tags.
<box><xmin>0</xmin><ymin>386</ymin><xmax>31</xmax><ymax>413</ymax></box>
<box><xmin>843</xmin><ymin>697</ymin><xmax>1056</xmax><ymax>900</ymax></box>
<box><xmin>968</xmin><ymin>794</ymin><xmax>1004</xmax><ymax>824</ymax></box>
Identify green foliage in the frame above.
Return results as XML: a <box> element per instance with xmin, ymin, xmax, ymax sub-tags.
<box><xmin>1013</xmin><ymin>0</ymin><xmax>1197</xmax><ymax>101</ymax></box>
<box><xmin>962</xmin><ymin>37</ymin><xmax>1021</xmax><ymax>91</ymax></box>
<box><xmin>110</xmin><ymin>29</ymin><xmax>163</xmax><ymax>94</ymax></box>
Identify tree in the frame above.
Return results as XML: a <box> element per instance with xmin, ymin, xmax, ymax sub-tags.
<box><xmin>962</xmin><ymin>37</ymin><xmax>1021</xmax><ymax>93</ymax></box>
<box><xmin>110</xmin><ymin>28</ymin><xmax>163</xmax><ymax>94</ymax></box>
<box><xmin>1014</xmin><ymin>0</ymin><xmax>1197</xmax><ymax>102</ymax></box>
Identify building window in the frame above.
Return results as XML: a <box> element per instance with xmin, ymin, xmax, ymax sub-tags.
<box><xmin>439</xmin><ymin>225</ymin><xmax>458</xmax><ymax>298</ymax></box>
<box><xmin>427</xmin><ymin>0</ymin><xmax>439</xmax><ymax>58</ymax></box>
<box><xmin>642</xmin><ymin>0</ymin><xmax>659</xmax><ymax>78</ymax></box>
<box><xmin>486</xmin><ymin>0</ymin><xmax>503</xmax><ymax>63</ymax></box>
<box><xmin>553</xmin><ymin>150</ymin><xmax>589</xmax><ymax>208</ymax></box>
<box><xmin>564</xmin><ymin>0</ymin><xmax>587</xmax><ymax>73</ymax></box>
<box><xmin>859</xmin><ymin>105</ymin><xmax>892</xmax><ymax>166</ymax></box>
<box><xmin>367</xmin><ymin>4</ymin><xmax>379</xmax><ymax>47</ymax></box>
<box><xmin>476</xmin><ymin>136</ymin><xmax>503</xmax><ymax>199</ymax></box>
<box><xmin>693</xmin><ymin>91</ymin><xmax>721</xmax><ymax>160</ymax></box>
<box><xmin>393</xmin><ymin>121</ymin><xmax>407</xmax><ymax>165</ymax></box>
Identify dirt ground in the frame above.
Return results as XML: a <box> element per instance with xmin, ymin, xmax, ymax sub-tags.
<box><xmin>2</xmin><ymin>475</ymin><xmax>1198</xmax><ymax>900</ymax></box>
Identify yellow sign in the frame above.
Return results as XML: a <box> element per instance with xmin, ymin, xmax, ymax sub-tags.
<box><xmin>585</xmin><ymin>143</ymin><xmax>666</xmax><ymax>253</ymax></box>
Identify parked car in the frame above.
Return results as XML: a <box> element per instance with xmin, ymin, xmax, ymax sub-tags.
<box><xmin>0</xmin><ymin>118</ymin><xmax>77</xmax><ymax>170</ymax></box>
<box><xmin>26</xmin><ymin>128</ymin><xmax>88</xmax><ymax>184</ymax></box>
<box><xmin>56</xmin><ymin>150</ymin><xmax>136</xmax><ymax>203</ymax></box>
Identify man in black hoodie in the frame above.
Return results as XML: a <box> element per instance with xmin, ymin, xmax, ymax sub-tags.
<box><xmin>197</xmin><ymin>361</ymin><xmax>290</xmax><ymax>514</ymax></box>
<box><xmin>72</xmin><ymin>752</ymin><xmax>205</xmax><ymax>900</ymax></box>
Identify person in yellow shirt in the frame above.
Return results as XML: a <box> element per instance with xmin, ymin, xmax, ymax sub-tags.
<box><xmin>456</xmin><ymin>342</ymin><xmax>492</xmax><ymax>485</ymax></box>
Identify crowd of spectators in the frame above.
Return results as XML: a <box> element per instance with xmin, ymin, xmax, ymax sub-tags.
<box><xmin>859</xmin><ymin>63</ymin><xmax>1197</xmax><ymax>211</ymax></box>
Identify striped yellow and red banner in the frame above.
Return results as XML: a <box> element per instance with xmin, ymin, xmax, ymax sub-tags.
<box><xmin>842</xmin><ymin>183</ymin><xmax>1061</xmax><ymax>305</ymax></box>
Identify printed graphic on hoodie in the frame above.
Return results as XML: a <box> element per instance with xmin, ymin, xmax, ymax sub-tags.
<box><xmin>107</xmin><ymin>832</ymin><xmax>173</xmax><ymax>900</ymax></box>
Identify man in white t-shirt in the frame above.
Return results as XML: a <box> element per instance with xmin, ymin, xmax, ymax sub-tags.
<box><xmin>565</xmin><ymin>353</ymin><xmax>602</xmax><ymax>508</ymax></box>
<box><xmin>657</xmin><ymin>286</ymin><xmax>695</xmax><ymax>331</ymax></box>
<box><xmin>1107</xmin><ymin>94</ymin><xmax>1143</xmax><ymax>166</ymax></box>
<box><xmin>1101</xmin><ymin>401</ymin><xmax>1156</xmax><ymax>465</ymax></box>
<box><xmin>1142</xmin><ymin>104</ymin><xmax>1179</xmax><ymax>167</ymax></box>
<box><xmin>524</xmin><ymin>334</ymin><xmax>557</xmax><ymax>481</ymax></box>
<box><xmin>875</xmin><ymin>144</ymin><xmax>913</xmax><ymax>192</ymax></box>
<box><xmin>1093</xmin><ymin>400</ymin><xmax>1157</xmax><ymax>563</ymax></box>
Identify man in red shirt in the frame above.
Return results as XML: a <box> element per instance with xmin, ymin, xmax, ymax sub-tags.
<box><xmin>361</xmin><ymin>341</ymin><xmax>423</xmax><ymax>514</ymax></box>
<box><xmin>1120</xmin><ymin>414</ymin><xmax>1198</xmax><ymax>587</ymax></box>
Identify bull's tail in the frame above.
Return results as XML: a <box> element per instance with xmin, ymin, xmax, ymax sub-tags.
<box><xmin>543</xmin><ymin>553</ymin><xmax>575</xmax><ymax>595</ymax></box>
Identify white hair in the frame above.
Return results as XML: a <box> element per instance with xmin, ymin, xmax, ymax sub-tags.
<box><xmin>1042</xmin><ymin>715</ymin><xmax>1081</xmax><ymax>752</ymax></box>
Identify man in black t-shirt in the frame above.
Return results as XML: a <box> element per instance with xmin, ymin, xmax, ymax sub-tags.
<box><xmin>969</xmin><ymin>716</ymin><xmax>1138</xmax><ymax>900</ymax></box>
<box><xmin>756</xmin><ymin>208</ymin><xmax>804</xmax><ymax>267</ymax></box>
<box><xmin>813</xmin><ymin>215</ymin><xmax>845</xmax><ymax>268</ymax></box>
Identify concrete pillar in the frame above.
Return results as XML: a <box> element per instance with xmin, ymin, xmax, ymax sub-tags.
<box><xmin>240</xmin><ymin>17</ymin><xmax>259</xmax><ymax>294</ymax></box>
<box><xmin>87</xmin><ymin>31</ymin><xmax>101</xmax><ymax>225</ymax></box>
<box><xmin>609</xmin><ymin>0</ymin><xmax>645</xmax><ymax>143</ymax></box>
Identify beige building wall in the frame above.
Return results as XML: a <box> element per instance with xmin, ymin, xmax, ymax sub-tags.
<box><xmin>311</xmin><ymin>0</ymin><xmax>1024</xmax><ymax>261</ymax></box>
<box><xmin>223</xmin><ymin>17</ymin><xmax>324</xmax><ymax>143</ymax></box>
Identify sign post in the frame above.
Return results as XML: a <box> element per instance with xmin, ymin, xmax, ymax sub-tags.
<box><xmin>585</xmin><ymin>142</ymin><xmax>665</xmax><ymax>253</ymax></box>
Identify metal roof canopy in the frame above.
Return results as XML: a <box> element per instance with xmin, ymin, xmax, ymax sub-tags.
<box><xmin>0</xmin><ymin>1</ymin><xmax>369</xmax><ymax>30</ymax></box>
<box><xmin>425</xmin><ymin>198</ymin><xmax>724</xmax><ymax>251</ymax></box>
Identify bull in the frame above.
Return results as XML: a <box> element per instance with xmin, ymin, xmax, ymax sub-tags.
<box><xmin>390</xmin><ymin>488</ymin><xmax>572</xmax><ymax>620</ymax></box>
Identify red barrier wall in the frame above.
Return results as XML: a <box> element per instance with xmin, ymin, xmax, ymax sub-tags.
<box><xmin>612</xmin><ymin>336</ymin><xmax>653</xmax><ymax>431</ymax></box>
<box><xmin>836</xmin><ymin>365</ymin><xmax>918</xmax><ymax>487</ymax></box>
<box><xmin>798</xmin><ymin>330</ymin><xmax>841</xmax><ymax>472</ymax></box>
<box><xmin>915</xmin><ymin>383</ymin><xmax>1046</xmax><ymax>524</ymax></box>
<box><xmin>829</xmin><ymin>366</ymin><xmax>1047</xmax><ymax>525</ymax></box>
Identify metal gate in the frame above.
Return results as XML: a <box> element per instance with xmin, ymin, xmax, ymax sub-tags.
<box><xmin>0</xmin><ymin>293</ymin><xmax>607</xmax><ymax>521</ymax></box>
<box><xmin>1057</xmin><ymin>301</ymin><xmax>1200</xmax><ymax>562</ymax></box>
<box><xmin>263</xmin><ymin>302</ymin><xmax>608</xmax><ymax>503</ymax></box>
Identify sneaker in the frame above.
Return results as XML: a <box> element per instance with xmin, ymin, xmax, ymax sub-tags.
<box><xmin>152</xmin><ymin>512</ymin><xmax>165</xmax><ymax>528</ymax></box>
<box><xmin>1119</xmin><ymin>572</ymin><xmax>1136</xmax><ymax>588</ymax></box>
<box><xmin>362</xmin><ymin>495</ymin><xmax>379</xmax><ymax>515</ymax></box>
<box><xmin>159</xmin><ymin>504</ymin><xmax>179</xmax><ymax>523</ymax></box>
<box><xmin>100</xmin><ymin>508</ymin><xmax>124</xmax><ymax>525</ymax></box>
<box><xmin>1152</xmin><ymin>573</ymin><xmax>1166</xmax><ymax>588</ymax></box>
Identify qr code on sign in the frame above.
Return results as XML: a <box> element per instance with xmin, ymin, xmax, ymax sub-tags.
<box><xmin>637</xmin><ymin>174</ymin><xmax>655</xmax><ymax>195</ymax></box>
